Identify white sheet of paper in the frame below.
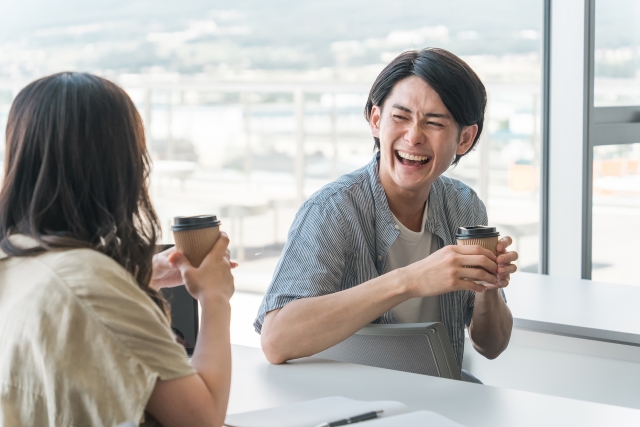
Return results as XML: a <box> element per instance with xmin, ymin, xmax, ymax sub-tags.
<box><xmin>363</xmin><ymin>410</ymin><xmax>465</xmax><ymax>426</ymax></box>
<box><xmin>224</xmin><ymin>396</ymin><xmax>409</xmax><ymax>427</ymax></box>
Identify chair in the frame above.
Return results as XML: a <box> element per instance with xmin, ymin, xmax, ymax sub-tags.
<box><xmin>314</xmin><ymin>322</ymin><xmax>482</xmax><ymax>383</ymax></box>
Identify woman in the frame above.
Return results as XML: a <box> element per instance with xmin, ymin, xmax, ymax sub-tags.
<box><xmin>0</xmin><ymin>72</ymin><xmax>234</xmax><ymax>427</ymax></box>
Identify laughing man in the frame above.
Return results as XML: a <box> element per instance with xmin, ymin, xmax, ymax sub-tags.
<box><xmin>254</xmin><ymin>48</ymin><xmax>519</xmax><ymax>374</ymax></box>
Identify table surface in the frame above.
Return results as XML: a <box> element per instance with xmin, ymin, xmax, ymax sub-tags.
<box><xmin>508</xmin><ymin>272</ymin><xmax>640</xmax><ymax>345</ymax></box>
<box><xmin>228</xmin><ymin>345</ymin><xmax>640</xmax><ymax>427</ymax></box>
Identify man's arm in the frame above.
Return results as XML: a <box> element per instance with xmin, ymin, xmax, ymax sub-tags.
<box><xmin>261</xmin><ymin>245</ymin><xmax>499</xmax><ymax>364</ymax></box>
<box><xmin>261</xmin><ymin>268</ymin><xmax>409</xmax><ymax>364</ymax></box>
<box><xmin>468</xmin><ymin>236</ymin><xmax>518</xmax><ymax>359</ymax></box>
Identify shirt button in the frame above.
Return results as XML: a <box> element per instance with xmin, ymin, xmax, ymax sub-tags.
<box><xmin>378</xmin><ymin>255</ymin><xmax>382</xmax><ymax>261</ymax></box>
<box><xmin>394</xmin><ymin>224</ymin><xmax>400</xmax><ymax>230</ymax></box>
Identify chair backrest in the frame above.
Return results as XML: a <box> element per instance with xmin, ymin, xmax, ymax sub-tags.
<box><xmin>315</xmin><ymin>322</ymin><xmax>461</xmax><ymax>380</ymax></box>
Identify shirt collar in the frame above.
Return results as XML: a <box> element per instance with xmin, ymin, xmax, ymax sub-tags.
<box><xmin>425</xmin><ymin>178</ymin><xmax>452</xmax><ymax>246</ymax></box>
<box><xmin>366</xmin><ymin>153</ymin><xmax>451</xmax><ymax>263</ymax></box>
<box><xmin>366</xmin><ymin>153</ymin><xmax>398</xmax><ymax>272</ymax></box>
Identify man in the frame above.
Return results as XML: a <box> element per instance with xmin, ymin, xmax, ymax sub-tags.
<box><xmin>254</xmin><ymin>48</ymin><xmax>518</xmax><ymax>370</ymax></box>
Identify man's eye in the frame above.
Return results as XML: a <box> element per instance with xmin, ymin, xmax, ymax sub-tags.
<box><xmin>427</xmin><ymin>121</ymin><xmax>444</xmax><ymax>127</ymax></box>
<box><xmin>393</xmin><ymin>115</ymin><xmax>407</xmax><ymax>120</ymax></box>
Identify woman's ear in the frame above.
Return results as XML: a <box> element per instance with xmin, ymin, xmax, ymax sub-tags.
<box><xmin>456</xmin><ymin>124</ymin><xmax>479</xmax><ymax>156</ymax></box>
<box><xmin>369</xmin><ymin>105</ymin><xmax>382</xmax><ymax>139</ymax></box>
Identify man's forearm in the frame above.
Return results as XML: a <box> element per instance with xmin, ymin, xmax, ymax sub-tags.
<box><xmin>261</xmin><ymin>269</ymin><xmax>411</xmax><ymax>364</ymax></box>
<box><xmin>468</xmin><ymin>289</ymin><xmax>512</xmax><ymax>359</ymax></box>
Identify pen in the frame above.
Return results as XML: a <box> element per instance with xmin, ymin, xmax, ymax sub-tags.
<box><xmin>315</xmin><ymin>410</ymin><xmax>384</xmax><ymax>427</ymax></box>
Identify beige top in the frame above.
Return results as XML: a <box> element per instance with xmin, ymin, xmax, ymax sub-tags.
<box><xmin>0</xmin><ymin>235</ymin><xmax>196</xmax><ymax>427</ymax></box>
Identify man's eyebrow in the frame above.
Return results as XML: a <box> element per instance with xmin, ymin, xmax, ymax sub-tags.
<box><xmin>391</xmin><ymin>104</ymin><xmax>450</xmax><ymax>119</ymax></box>
<box><xmin>425</xmin><ymin>112</ymin><xmax>449</xmax><ymax>119</ymax></box>
<box><xmin>391</xmin><ymin>103</ymin><xmax>412</xmax><ymax>113</ymax></box>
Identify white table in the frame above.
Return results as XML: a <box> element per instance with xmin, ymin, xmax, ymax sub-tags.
<box><xmin>509</xmin><ymin>272</ymin><xmax>640</xmax><ymax>345</ymax></box>
<box><xmin>458</xmin><ymin>272</ymin><xmax>640</xmax><ymax>410</ymax></box>
<box><xmin>228</xmin><ymin>345</ymin><xmax>640</xmax><ymax>427</ymax></box>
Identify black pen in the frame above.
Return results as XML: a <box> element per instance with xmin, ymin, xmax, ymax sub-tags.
<box><xmin>315</xmin><ymin>410</ymin><xmax>384</xmax><ymax>427</ymax></box>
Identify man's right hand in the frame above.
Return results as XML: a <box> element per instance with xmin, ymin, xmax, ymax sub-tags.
<box><xmin>401</xmin><ymin>245</ymin><xmax>498</xmax><ymax>296</ymax></box>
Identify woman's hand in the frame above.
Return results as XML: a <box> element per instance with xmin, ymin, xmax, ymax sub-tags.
<box><xmin>168</xmin><ymin>232</ymin><xmax>235</xmax><ymax>302</ymax></box>
<box><xmin>151</xmin><ymin>243</ymin><xmax>238</xmax><ymax>292</ymax></box>
<box><xmin>150</xmin><ymin>247</ymin><xmax>183</xmax><ymax>291</ymax></box>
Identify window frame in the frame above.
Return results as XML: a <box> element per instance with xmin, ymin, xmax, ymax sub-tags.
<box><xmin>542</xmin><ymin>0</ymin><xmax>640</xmax><ymax>279</ymax></box>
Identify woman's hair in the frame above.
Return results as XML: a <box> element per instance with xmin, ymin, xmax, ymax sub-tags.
<box><xmin>365</xmin><ymin>48</ymin><xmax>487</xmax><ymax>166</ymax></box>
<box><xmin>0</xmin><ymin>72</ymin><xmax>167</xmax><ymax>315</ymax></box>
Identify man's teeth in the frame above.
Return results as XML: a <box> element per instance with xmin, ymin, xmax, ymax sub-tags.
<box><xmin>397</xmin><ymin>150</ymin><xmax>429</xmax><ymax>162</ymax></box>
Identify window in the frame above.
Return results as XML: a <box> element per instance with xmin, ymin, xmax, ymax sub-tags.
<box><xmin>0</xmin><ymin>0</ymin><xmax>543</xmax><ymax>344</ymax></box>
<box><xmin>590</xmin><ymin>0</ymin><xmax>640</xmax><ymax>285</ymax></box>
<box><xmin>594</xmin><ymin>0</ymin><xmax>640</xmax><ymax>107</ymax></box>
<box><xmin>592</xmin><ymin>144</ymin><xmax>640</xmax><ymax>286</ymax></box>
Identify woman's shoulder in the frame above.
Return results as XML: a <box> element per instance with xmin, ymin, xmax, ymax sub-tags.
<box><xmin>40</xmin><ymin>247</ymin><xmax>139</xmax><ymax>289</ymax></box>
<box><xmin>0</xmin><ymin>246</ymin><xmax>193</xmax><ymax>427</ymax></box>
<box><xmin>1</xmin><ymin>235</ymin><xmax>138</xmax><ymax>289</ymax></box>
<box><xmin>3</xmin><ymin>244</ymin><xmax>165</xmax><ymax>329</ymax></box>
<box><xmin>0</xmin><ymin>238</ymin><xmax>136</xmax><ymax>301</ymax></box>
<box><xmin>3</xmin><ymin>243</ymin><xmax>192</xmax><ymax>369</ymax></box>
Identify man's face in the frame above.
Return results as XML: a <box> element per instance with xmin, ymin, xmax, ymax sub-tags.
<box><xmin>369</xmin><ymin>75</ymin><xmax>477</xmax><ymax>198</ymax></box>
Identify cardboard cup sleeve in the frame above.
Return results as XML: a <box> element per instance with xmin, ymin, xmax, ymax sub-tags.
<box><xmin>173</xmin><ymin>226</ymin><xmax>221</xmax><ymax>268</ymax></box>
<box><xmin>456</xmin><ymin>236</ymin><xmax>499</xmax><ymax>256</ymax></box>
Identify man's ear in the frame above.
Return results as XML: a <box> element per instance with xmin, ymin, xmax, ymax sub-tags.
<box><xmin>369</xmin><ymin>105</ymin><xmax>382</xmax><ymax>138</ymax></box>
<box><xmin>456</xmin><ymin>124</ymin><xmax>479</xmax><ymax>156</ymax></box>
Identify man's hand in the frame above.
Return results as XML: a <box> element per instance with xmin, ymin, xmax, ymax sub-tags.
<box><xmin>150</xmin><ymin>245</ymin><xmax>238</xmax><ymax>292</ymax></box>
<box><xmin>402</xmin><ymin>245</ymin><xmax>498</xmax><ymax>297</ymax></box>
<box><xmin>495</xmin><ymin>236</ymin><xmax>518</xmax><ymax>287</ymax></box>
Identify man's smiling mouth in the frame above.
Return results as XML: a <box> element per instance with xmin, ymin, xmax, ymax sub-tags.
<box><xmin>395</xmin><ymin>150</ymin><xmax>431</xmax><ymax>166</ymax></box>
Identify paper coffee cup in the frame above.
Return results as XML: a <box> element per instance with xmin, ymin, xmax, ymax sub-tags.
<box><xmin>455</xmin><ymin>225</ymin><xmax>499</xmax><ymax>256</ymax></box>
<box><xmin>171</xmin><ymin>215</ymin><xmax>221</xmax><ymax>268</ymax></box>
<box><xmin>455</xmin><ymin>226</ymin><xmax>499</xmax><ymax>284</ymax></box>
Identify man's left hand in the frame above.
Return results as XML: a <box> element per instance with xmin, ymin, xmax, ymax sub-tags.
<box><xmin>495</xmin><ymin>236</ymin><xmax>518</xmax><ymax>287</ymax></box>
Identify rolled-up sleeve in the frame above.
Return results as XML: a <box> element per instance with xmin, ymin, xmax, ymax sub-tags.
<box><xmin>254</xmin><ymin>200</ymin><xmax>347</xmax><ymax>333</ymax></box>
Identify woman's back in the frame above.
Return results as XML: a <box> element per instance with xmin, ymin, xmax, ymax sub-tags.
<box><xmin>0</xmin><ymin>235</ymin><xmax>194</xmax><ymax>426</ymax></box>
<box><xmin>0</xmin><ymin>72</ymin><xmax>235</xmax><ymax>427</ymax></box>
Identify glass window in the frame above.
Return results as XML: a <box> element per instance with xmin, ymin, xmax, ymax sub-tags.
<box><xmin>592</xmin><ymin>143</ymin><xmax>640</xmax><ymax>286</ymax></box>
<box><xmin>0</xmin><ymin>0</ymin><xmax>543</xmax><ymax>344</ymax></box>
<box><xmin>594</xmin><ymin>0</ymin><xmax>640</xmax><ymax>106</ymax></box>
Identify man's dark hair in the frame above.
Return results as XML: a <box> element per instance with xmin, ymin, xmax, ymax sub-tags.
<box><xmin>364</xmin><ymin>48</ymin><xmax>487</xmax><ymax>166</ymax></box>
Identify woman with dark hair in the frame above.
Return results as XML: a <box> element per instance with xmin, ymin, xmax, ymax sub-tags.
<box><xmin>0</xmin><ymin>72</ymin><xmax>234</xmax><ymax>426</ymax></box>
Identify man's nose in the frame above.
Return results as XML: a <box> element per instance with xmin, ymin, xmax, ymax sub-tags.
<box><xmin>405</xmin><ymin>123</ymin><xmax>424</xmax><ymax>145</ymax></box>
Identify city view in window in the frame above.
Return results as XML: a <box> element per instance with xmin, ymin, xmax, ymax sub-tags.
<box><xmin>1</xmin><ymin>0</ymin><xmax>553</xmax><ymax>343</ymax></box>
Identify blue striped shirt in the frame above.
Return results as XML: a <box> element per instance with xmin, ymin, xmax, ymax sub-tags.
<box><xmin>254</xmin><ymin>153</ymin><xmax>504</xmax><ymax>368</ymax></box>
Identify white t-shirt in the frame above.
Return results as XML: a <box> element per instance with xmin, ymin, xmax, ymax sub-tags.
<box><xmin>384</xmin><ymin>202</ymin><xmax>442</xmax><ymax>323</ymax></box>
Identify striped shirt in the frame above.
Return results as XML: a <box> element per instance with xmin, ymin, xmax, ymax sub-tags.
<box><xmin>254</xmin><ymin>153</ymin><xmax>505</xmax><ymax>368</ymax></box>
